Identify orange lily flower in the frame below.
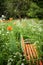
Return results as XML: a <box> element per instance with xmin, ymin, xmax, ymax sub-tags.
<box><xmin>7</xmin><ymin>26</ymin><xmax>12</xmax><ymax>31</ymax></box>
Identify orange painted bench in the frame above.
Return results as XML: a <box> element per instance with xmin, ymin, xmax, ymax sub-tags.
<box><xmin>21</xmin><ymin>35</ymin><xmax>43</xmax><ymax>65</ymax></box>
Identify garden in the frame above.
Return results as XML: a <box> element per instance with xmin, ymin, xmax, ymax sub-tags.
<box><xmin>0</xmin><ymin>0</ymin><xmax>43</xmax><ymax>65</ymax></box>
<box><xmin>0</xmin><ymin>19</ymin><xmax>43</xmax><ymax>65</ymax></box>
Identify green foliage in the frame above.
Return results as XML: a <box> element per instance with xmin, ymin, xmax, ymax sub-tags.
<box><xmin>0</xmin><ymin>0</ymin><xmax>5</xmax><ymax>16</ymax></box>
<box><xmin>7</xmin><ymin>52</ymin><xmax>28</xmax><ymax>65</ymax></box>
<box><xmin>20</xmin><ymin>19</ymin><xmax>43</xmax><ymax>43</ymax></box>
<box><xmin>36</xmin><ymin>8</ymin><xmax>43</xmax><ymax>18</ymax></box>
<box><xmin>0</xmin><ymin>22</ymin><xmax>22</xmax><ymax>65</ymax></box>
<box><xmin>0</xmin><ymin>19</ymin><xmax>43</xmax><ymax>65</ymax></box>
<box><xmin>4</xmin><ymin>0</ymin><xmax>30</xmax><ymax>18</ymax></box>
<box><xmin>26</xmin><ymin>2</ymin><xmax>39</xmax><ymax>17</ymax></box>
<box><xmin>0</xmin><ymin>0</ymin><xmax>43</xmax><ymax>18</ymax></box>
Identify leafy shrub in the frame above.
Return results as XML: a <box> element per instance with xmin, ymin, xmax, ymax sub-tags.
<box><xmin>26</xmin><ymin>2</ymin><xmax>39</xmax><ymax>18</ymax></box>
<box><xmin>0</xmin><ymin>0</ymin><xmax>43</xmax><ymax>18</ymax></box>
<box><xmin>36</xmin><ymin>8</ymin><xmax>43</xmax><ymax>18</ymax></box>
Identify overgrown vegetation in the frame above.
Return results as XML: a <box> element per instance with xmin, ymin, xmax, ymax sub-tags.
<box><xmin>0</xmin><ymin>0</ymin><xmax>43</xmax><ymax>65</ymax></box>
<box><xmin>0</xmin><ymin>0</ymin><xmax>43</xmax><ymax>18</ymax></box>
<box><xmin>0</xmin><ymin>19</ymin><xmax>43</xmax><ymax>65</ymax></box>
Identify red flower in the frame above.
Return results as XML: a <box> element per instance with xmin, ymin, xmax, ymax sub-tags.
<box><xmin>7</xmin><ymin>26</ymin><xmax>12</xmax><ymax>31</ymax></box>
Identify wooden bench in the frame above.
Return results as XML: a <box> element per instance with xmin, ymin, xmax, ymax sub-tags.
<box><xmin>21</xmin><ymin>35</ymin><xmax>43</xmax><ymax>65</ymax></box>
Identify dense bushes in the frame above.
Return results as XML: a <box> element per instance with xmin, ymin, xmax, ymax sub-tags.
<box><xmin>26</xmin><ymin>2</ymin><xmax>39</xmax><ymax>18</ymax></box>
<box><xmin>0</xmin><ymin>0</ymin><xmax>43</xmax><ymax>18</ymax></box>
<box><xmin>4</xmin><ymin>0</ymin><xmax>30</xmax><ymax>18</ymax></box>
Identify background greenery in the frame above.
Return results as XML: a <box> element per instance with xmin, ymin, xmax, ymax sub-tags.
<box><xmin>0</xmin><ymin>0</ymin><xmax>43</xmax><ymax>18</ymax></box>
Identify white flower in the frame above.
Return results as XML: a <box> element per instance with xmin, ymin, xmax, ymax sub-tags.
<box><xmin>8</xmin><ymin>58</ymin><xmax>13</xmax><ymax>62</ymax></box>
<box><xmin>14</xmin><ymin>56</ymin><xmax>16</xmax><ymax>58</ymax></box>
<box><xmin>2</xmin><ymin>34</ymin><xmax>4</xmax><ymax>36</ymax></box>
<box><xmin>7</xmin><ymin>62</ymin><xmax>11</xmax><ymax>65</ymax></box>
<box><xmin>23</xmin><ymin>59</ymin><xmax>25</xmax><ymax>61</ymax></box>
<box><xmin>20</xmin><ymin>55</ymin><xmax>22</xmax><ymax>57</ymax></box>
<box><xmin>21</xmin><ymin>63</ymin><xmax>24</xmax><ymax>65</ymax></box>
<box><xmin>7</xmin><ymin>31</ymin><xmax>9</xmax><ymax>34</ymax></box>
<box><xmin>38</xmin><ymin>28</ymin><xmax>42</xmax><ymax>32</ymax></box>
